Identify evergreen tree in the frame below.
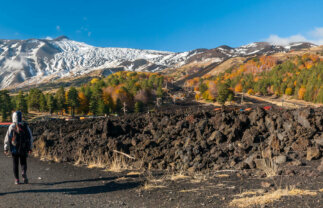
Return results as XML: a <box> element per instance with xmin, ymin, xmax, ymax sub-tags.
<box><xmin>0</xmin><ymin>90</ymin><xmax>13</xmax><ymax>121</ymax></box>
<box><xmin>47</xmin><ymin>94</ymin><xmax>56</xmax><ymax>114</ymax></box>
<box><xmin>67</xmin><ymin>87</ymin><xmax>80</xmax><ymax>117</ymax></box>
<box><xmin>217</xmin><ymin>83</ymin><xmax>232</xmax><ymax>106</ymax></box>
<box><xmin>55</xmin><ymin>86</ymin><xmax>66</xmax><ymax>115</ymax></box>
<box><xmin>89</xmin><ymin>97</ymin><xmax>98</xmax><ymax>115</ymax></box>
<box><xmin>16</xmin><ymin>91</ymin><xmax>28</xmax><ymax>113</ymax></box>
<box><xmin>39</xmin><ymin>93</ymin><xmax>47</xmax><ymax>112</ymax></box>
<box><xmin>28</xmin><ymin>88</ymin><xmax>42</xmax><ymax>111</ymax></box>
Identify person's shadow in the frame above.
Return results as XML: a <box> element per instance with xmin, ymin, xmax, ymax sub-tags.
<box><xmin>0</xmin><ymin>175</ymin><xmax>142</xmax><ymax>196</ymax></box>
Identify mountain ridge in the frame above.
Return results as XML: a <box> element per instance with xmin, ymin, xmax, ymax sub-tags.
<box><xmin>0</xmin><ymin>37</ymin><xmax>316</xmax><ymax>89</ymax></box>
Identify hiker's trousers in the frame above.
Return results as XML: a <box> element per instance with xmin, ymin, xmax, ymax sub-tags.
<box><xmin>12</xmin><ymin>154</ymin><xmax>27</xmax><ymax>180</ymax></box>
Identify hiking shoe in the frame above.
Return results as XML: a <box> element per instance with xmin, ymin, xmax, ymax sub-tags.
<box><xmin>15</xmin><ymin>179</ymin><xmax>19</xmax><ymax>185</ymax></box>
<box><xmin>23</xmin><ymin>178</ymin><xmax>29</xmax><ymax>184</ymax></box>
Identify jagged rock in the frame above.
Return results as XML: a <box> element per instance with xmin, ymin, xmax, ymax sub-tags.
<box><xmin>306</xmin><ymin>146</ymin><xmax>321</xmax><ymax>161</ymax></box>
<box><xmin>274</xmin><ymin>155</ymin><xmax>287</xmax><ymax>164</ymax></box>
<box><xmin>314</xmin><ymin>134</ymin><xmax>323</xmax><ymax>146</ymax></box>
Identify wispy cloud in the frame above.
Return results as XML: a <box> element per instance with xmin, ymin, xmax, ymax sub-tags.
<box><xmin>5</xmin><ymin>54</ymin><xmax>28</xmax><ymax>69</ymax></box>
<box><xmin>56</xmin><ymin>25</ymin><xmax>61</xmax><ymax>32</ymax></box>
<box><xmin>265</xmin><ymin>27</ymin><xmax>323</xmax><ymax>46</ymax></box>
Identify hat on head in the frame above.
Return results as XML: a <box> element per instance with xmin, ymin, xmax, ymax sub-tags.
<box><xmin>12</xmin><ymin>111</ymin><xmax>22</xmax><ymax>123</ymax></box>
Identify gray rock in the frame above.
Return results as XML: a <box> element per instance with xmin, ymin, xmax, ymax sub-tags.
<box><xmin>314</xmin><ymin>134</ymin><xmax>323</xmax><ymax>146</ymax></box>
<box><xmin>274</xmin><ymin>155</ymin><xmax>287</xmax><ymax>164</ymax></box>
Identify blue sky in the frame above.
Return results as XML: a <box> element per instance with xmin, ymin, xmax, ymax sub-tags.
<box><xmin>1</xmin><ymin>0</ymin><xmax>323</xmax><ymax>52</ymax></box>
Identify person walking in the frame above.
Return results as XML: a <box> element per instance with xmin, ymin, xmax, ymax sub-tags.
<box><xmin>4</xmin><ymin>111</ymin><xmax>33</xmax><ymax>185</ymax></box>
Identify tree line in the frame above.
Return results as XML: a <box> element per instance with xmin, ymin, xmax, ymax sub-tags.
<box><xmin>0</xmin><ymin>71</ymin><xmax>166</xmax><ymax>121</ymax></box>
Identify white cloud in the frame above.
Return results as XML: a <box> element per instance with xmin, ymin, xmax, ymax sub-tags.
<box><xmin>56</xmin><ymin>25</ymin><xmax>61</xmax><ymax>31</ymax></box>
<box><xmin>266</xmin><ymin>34</ymin><xmax>307</xmax><ymax>46</ymax></box>
<box><xmin>88</xmin><ymin>32</ymin><xmax>92</xmax><ymax>37</ymax></box>
<box><xmin>265</xmin><ymin>27</ymin><xmax>323</xmax><ymax>46</ymax></box>
<box><xmin>4</xmin><ymin>56</ymin><xmax>28</xmax><ymax>69</ymax></box>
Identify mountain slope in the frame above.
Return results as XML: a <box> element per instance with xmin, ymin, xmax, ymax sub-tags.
<box><xmin>0</xmin><ymin>37</ymin><xmax>316</xmax><ymax>89</ymax></box>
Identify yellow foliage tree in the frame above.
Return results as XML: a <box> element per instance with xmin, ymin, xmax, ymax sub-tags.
<box><xmin>298</xmin><ymin>87</ymin><xmax>306</xmax><ymax>100</ymax></box>
<box><xmin>234</xmin><ymin>83</ymin><xmax>243</xmax><ymax>92</ymax></box>
<box><xmin>247</xmin><ymin>89</ymin><xmax>255</xmax><ymax>95</ymax></box>
<box><xmin>90</xmin><ymin>78</ymin><xmax>100</xmax><ymax>85</ymax></box>
<box><xmin>285</xmin><ymin>87</ymin><xmax>293</xmax><ymax>95</ymax></box>
<box><xmin>78</xmin><ymin>92</ymin><xmax>89</xmax><ymax>114</ymax></box>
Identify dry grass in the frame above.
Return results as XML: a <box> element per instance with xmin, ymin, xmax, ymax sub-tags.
<box><xmin>127</xmin><ymin>171</ymin><xmax>142</xmax><ymax>176</ymax></box>
<box><xmin>179</xmin><ymin>188</ymin><xmax>204</xmax><ymax>193</ymax></box>
<box><xmin>215</xmin><ymin>174</ymin><xmax>230</xmax><ymax>178</ymax></box>
<box><xmin>141</xmin><ymin>171</ymin><xmax>168</xmax><ymax>191</ymax></box>
<box><xmin>320</xmin><ymin>188</ymin><xmax>323</xmax><ymax>192</ymax></box>
<box><xmin>256</xmin><ymin>153</ymin><xmax>278</xmax><ymax>178</ymax></box>
<box><xmin>170</xmin><ymin>172</ymin><xmax>190</xmax><ymax>181</ymax></box>
<box><xmin>115</xmin><ymin>177</ymin><xmax>128</xmax><ymax>182</ymax></box>
<box><xmin>229</xmin><ymin>187</ymin><xmax>317</xmax><ymax>208</ymax></box>
<box><xmin>105</xmin><ymin>154</ymin><xmax>129</xmax><ymax>172</ymax></box>
<box><xmin>87</xmin><ymin>156</ymin><xmax>106</xmax><ymax>169</ymax></box>
<box><xmin>189</xmin><ymin>172</ymin><xmax>209</xmax><ymax>183</ymax></box>
<box><xmin>234</xmin><ymin>189</ymin><xmax>265</xmax><ymax>197</ymax></box>
<box><xmin>206</xmin><ymin>194</ymin><xmax>219</xmax><ymax>199</ymax></box>
<box><xmin>142</xmin><ymin>183</ymin><xmax>166</xmax><ymax>190</ymax></box>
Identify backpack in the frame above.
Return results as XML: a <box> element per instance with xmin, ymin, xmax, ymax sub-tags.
<box><xmin>10</xmin><ymin>123</ymin><xmax>31</xmax><ymax>155</ymax></box>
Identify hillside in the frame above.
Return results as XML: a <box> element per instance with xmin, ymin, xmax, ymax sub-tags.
<box><xmin>186</xmin><ymin>46</ymin><xmax>323</xmax><ymax>104</ymax></box>
<box><xmin>0</xmin><ymin>36</ymin><xmax>315</xmax><ymax>90</ymax></box>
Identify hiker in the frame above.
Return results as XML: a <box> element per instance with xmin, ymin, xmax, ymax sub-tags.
<box><xmin>4</xmin><ymin>111</ymin><xmax>33</xmax><ymax>185</ymax></box>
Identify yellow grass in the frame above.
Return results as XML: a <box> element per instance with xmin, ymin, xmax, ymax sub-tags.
<box><xmin>234</xmin><ymin>189</ymin><xmax>265</xmax><ymax>197</ymax></box>
<box><xmin>179</xmin><ymin>188</ymin><xmax>204</xmax><ymax>193</ymax></box>
<box><xmin>206</xmin><ymin>194</ymin><xmax>219</xmax><ymax>199</ymax></box>
<box><xmin>115</xmin><ymin>177</ymin><xmax>127</xmax><ymax>182</ymax></box>
<box><xmin>215</xmin><ymin>174</ymin><xmax>230</xmax><ymax>178</ymax></box>
<box><xmin>142</xmin><ymin>183</ymin><xmax>166</xmax><ymax>190</ymax></box>
<box><xmin>127</xmin><ymin>171</ymin><xmax>142</xmax><ymax>176</ymax></box>
<box><xmin>170</xmin><ymin>172</ymin><xmax>190</xmax><ymax>181</ymax></box>
<box><xmin>230</xmin><ymin>188</ymin><xmax>317</xmax><ymax>208</ymax></box>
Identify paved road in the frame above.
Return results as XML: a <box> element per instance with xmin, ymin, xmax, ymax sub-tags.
<box><xmin>0</xmin><ymin>147</ymin><xmax>144</xmax><ymax>208</ymax></box>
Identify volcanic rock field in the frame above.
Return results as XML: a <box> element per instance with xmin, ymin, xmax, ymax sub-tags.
<box><xmin>8</xmin><ymin>106</ymin><xmax>320</xmax><ymax>175</ymax></box>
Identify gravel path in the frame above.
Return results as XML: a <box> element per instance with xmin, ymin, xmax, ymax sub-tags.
<box><xmin>0</xmin><ymin>148</ymin><xmax>144</xmax><ymax>208</ymax></box>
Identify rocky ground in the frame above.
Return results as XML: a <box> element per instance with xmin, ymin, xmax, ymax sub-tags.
<box><xmin>29</xmin><ymin>106</ymin><xmax>322</xmax><ymax>173</ymax></box>
<box><xmin>1</xmin><ymin>105</ymin><xmax>322</xmax><ymax>207</ymax></box>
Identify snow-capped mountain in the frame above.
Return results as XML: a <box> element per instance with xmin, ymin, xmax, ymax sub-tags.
<box><xmin>0</xmin><ymin>36</ymin><xmax>316</xmax><ymax>89</ymax></box>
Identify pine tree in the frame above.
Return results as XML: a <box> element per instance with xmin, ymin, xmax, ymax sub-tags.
<box><xmin>16</xmin><ymin>91</ymin><xmax>28</xmax><ymax>113</ymax></box>
<box><xmin>89</xmin><ymin>98</ymin><xmax>98</xmax><ymax>115</ymax></box>
<box><xmin>39</xmin><ymin>93</ymin><xmax>47</xmax><ymax>112</ymax></box>
<box><xmin>217</xmin><ymin>83</ymin><xmax>232</xmax><ymax>106</ymax></box>
<box><xmin>55</xmin><ymin>86</ymin><xmax>66</xmax><ymax>115</ymax></box>
<box><xmin>67</xmin><ymin>87</ymin><xmax>80</xmax><ymax>117</ymax></box>
<box><xmin>47</xmin><ymin>94</ymin><xmax>56</xmax><ymax>115</ymax></box>
<box><xmin>0</xmin><ymin>90</ymin><xmax>13</xmax><ymax>121</ymax></box>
